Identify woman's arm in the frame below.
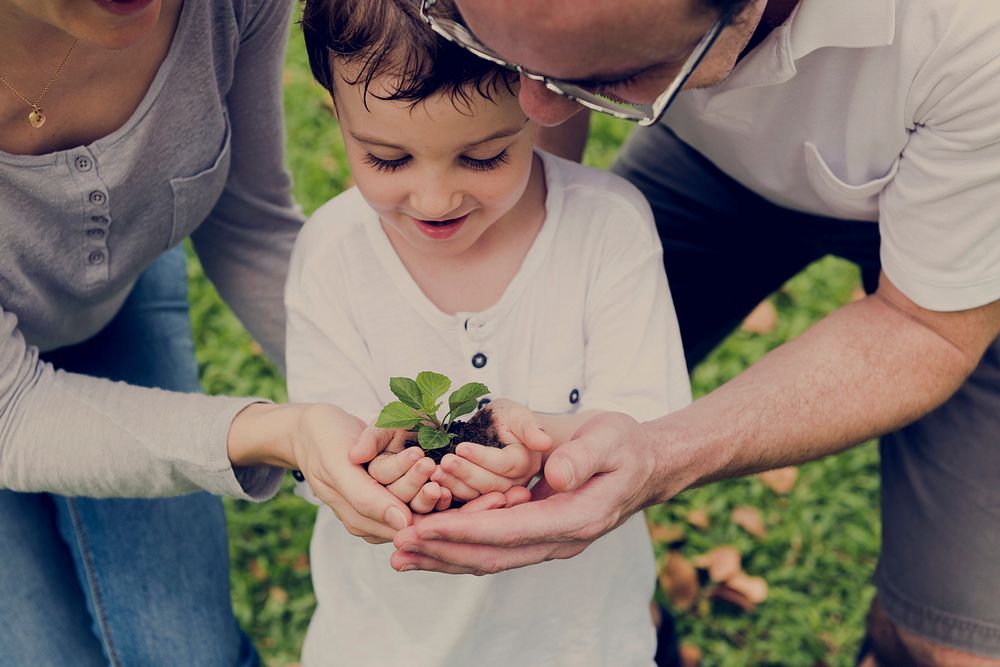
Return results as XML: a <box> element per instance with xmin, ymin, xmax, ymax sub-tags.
<box><xmin>190</xmin><ymin>0</ymin><xmax>305</xmax><ymax>371</ymax></box>
<box><xmin>0</xmin><ymin>303</ymin><xmax>282</xmax><ymax>499</ymax></box>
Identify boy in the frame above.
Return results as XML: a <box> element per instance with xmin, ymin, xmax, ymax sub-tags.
<box><xmin>286</xmin><ymin>0</ymin><xmax>690</xmax><ymax>664</ymax></box>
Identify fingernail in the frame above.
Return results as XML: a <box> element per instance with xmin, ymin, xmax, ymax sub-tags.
<box><xmin>384</xmin><ymin>507</ymin><xmax>407</xmax><ymax>530</ymax></box>
<box><xmin>421</xmin><ymin>531</ymin><xmax>440</xmax><ymax>540</ymax></box>
<box><xmin>558</xmin><ymin>459</ymin><xmax>575</xmax><ymax>487</ymax></box>
<box><xmin>455</xmin><ymin>443</ymin><xmax>468</xmax><ymax>457</ymax></box>
<box><xmin>399</xmin><ymin>564</ymin><xmax>416</xmax><ymax>572</ymax></box>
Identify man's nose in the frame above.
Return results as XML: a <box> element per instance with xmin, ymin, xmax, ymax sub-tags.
<box><xmin>517</xmin><ymin>75</ymin><xmax>583</xmax><ymax>127</ymax></box>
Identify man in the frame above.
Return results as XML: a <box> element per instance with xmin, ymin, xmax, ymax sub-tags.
<box><xmin>389</xmin><ymin>1</ymin><xmax>1000</xmax><ymax>664</ymax></box>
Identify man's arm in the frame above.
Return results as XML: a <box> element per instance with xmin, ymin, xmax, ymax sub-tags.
<box><xmin>390</xmin><ymin>272</ymin><xmax>1000</xmax><ymax>574</ymax></box>
<box><xmin>650</xmin><ymin>273</ymin><xmax>999</xmax><ymax>495</ymax></box>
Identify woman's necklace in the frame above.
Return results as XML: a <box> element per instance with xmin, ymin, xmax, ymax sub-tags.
<box><xmin>0</xmin><ymin>38</ymin><xmax>79</xmax><ymax>129</ymax></box>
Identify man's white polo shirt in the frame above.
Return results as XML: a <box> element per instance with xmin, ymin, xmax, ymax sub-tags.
<box><xmin>666</xmin><ymin>0</ymin><xmax>1000</xmax><ymax>312</ymax></box>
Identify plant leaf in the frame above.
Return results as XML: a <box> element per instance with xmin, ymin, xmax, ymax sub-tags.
<box><xmin>449</xmin><ymin>398</ymin><xmax>478</xmax><ymax>422</ymax></box>
<box><xmin>449</xmin><ymin>382</ymin><xmax>489</xmax><ymax>412</ymax></box>
<box><xmin>417</xmin><ymin>425</ymin><xmax>451</xmax><ymax>451</ymax></box>
<box><xmin>375</xmin><ymin>401</ymin><xmax>424</xmax><ymax>430</ymax></box>
<box><xmin>389</xmin><ymin>377</ymin><xmax>422</xmax><ymax>410</ymax></box>
<box><xmin>416</xmin><ymin>371</ymin><xmax>451</xmax><ymax>412</ymax></box>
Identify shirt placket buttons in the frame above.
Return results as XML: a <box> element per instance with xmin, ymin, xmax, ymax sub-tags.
<box><xmin>79</xmin><ymin>150</ymin><xmax>110</xmax><ymax>285</ymax></box>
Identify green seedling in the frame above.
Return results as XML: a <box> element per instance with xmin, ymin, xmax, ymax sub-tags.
<box><xmin>374</xmin><ymin>371</ymin><xmax>490</xmax><ymax>451</ymax></box>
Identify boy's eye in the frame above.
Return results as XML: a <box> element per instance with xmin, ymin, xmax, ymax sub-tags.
<box><xmin>363</xmin><ymin>153</ymin><xmax>410</xmax><ymax>173</ymax></box>
<box><xmin>460</xmin><ymin>149</ymin><xmax>509</xmax><ymax>172</ymax></box>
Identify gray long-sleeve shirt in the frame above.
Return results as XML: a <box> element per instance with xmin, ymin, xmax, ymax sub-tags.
<box><xmin>0</xmin><ymin>0</ymin><xmax>304</xmax><ymax>499</ymax></box>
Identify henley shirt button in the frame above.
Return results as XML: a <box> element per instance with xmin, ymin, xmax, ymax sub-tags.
<box><xmin>464</xmin><ymin>318</ymin><xmax>469</xmax><ymax>331</ymax></box>
<box><xmin>569</xmin><ymin>388</ymin><xmax>580</xmax><ymax>404</ymax></box>
<box><xmin>85</xmin><ymin>228</ymin><xmax>106</xmax><ymax>239</ymax></box>
<box><xmin>89</xmin><ymin>191</ymin><xmax>106</xmax><ymax>205</ymax></box>
<box><xmin>87</xmin><ymin>250</ymin><xmax>105</xmax><ymax>265</ymax></box>
<box><xmin>75</xmin><ymin>156</ymin><xmax>92</xmax><ymax>172</ymax></box>
<box><xmin>471</xmin><ymin>352</ymin><xmax>487</xmax><ymax>369</ymax></box>
<box><xmin>478</xmin><ymin>397</ymin><xmax>491</xmax><ymax>409</ymax></box>
<box><xmin>291</xmin><ymin>470</ymin><xmax>305</xmax><ymax>482</ymax></box>
<box><xmin>90</xmin><ymin>215</ymin><xmax>109</xmax><ymax>224</ymax></box>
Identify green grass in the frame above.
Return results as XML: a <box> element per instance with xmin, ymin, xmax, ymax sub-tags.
<box><xmin>188</xmin><ymin>23</ymin><xmax>879</xmax><ymax>667</ymax></box>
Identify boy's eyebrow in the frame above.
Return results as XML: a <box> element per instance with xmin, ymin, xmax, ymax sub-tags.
<box><xmin>349</xmin><ymin>122</ymin><xmax>527</xmax><ymax>152</ymax></box>
<box><xmin>459</xmin><ymin>122</ymin><xmax>527</xmax><ymax>149</ymax></box>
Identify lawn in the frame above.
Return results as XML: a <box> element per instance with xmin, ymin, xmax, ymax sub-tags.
<box><xmin>188</xmin><ymin>18</ymin><xmax>880</xmax><ymax>667</ymax></box>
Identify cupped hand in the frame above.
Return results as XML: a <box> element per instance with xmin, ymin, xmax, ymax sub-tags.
<box><xmin>367</xmin><ymin>445</ymin><xmax>453</xmax><ymax>513</ymax></box>
<box><xmin>389</xmin><ymin>411</ymin><xmax>672</xmax><ymax>574</ymax></box>
<box><xmin>433</xmin><ymin>441</ymin><xmax>540</xmax><ymax>500</ymax></box>
<box><xmin>290</xmin><ymin>405</ymin><xmax>417</xmax><ymax>544</ymax></box>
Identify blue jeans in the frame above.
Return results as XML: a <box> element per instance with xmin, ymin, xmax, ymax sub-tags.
<box><xmin>0</xmin><ymin>246</ymin><xmax>259</xmax><ymax>667</ymax></box>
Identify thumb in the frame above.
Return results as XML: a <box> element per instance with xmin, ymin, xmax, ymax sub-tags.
<box><xmin>348</xmin><ymin>426</ymin><xmax>398</xmax><ymax>465</ymax></box>
<box><xmin>497</xmin><ymin>410</ymin><xmax>553</xmax><ymax>453</ymax></box>
<box><xmin>543</xmin><ymin>429</ymin><xmax>615</xmax><ymax>492</ymax></box>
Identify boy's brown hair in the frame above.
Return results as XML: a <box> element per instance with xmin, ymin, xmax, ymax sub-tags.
<box><xmin>301</xmin><ymin>0</ymin><xmax>516</xmax><ymax>109</ymax></box>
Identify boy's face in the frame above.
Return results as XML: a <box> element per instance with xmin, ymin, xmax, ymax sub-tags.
<box><xmin>332</xmin><ymin>65</ymin><xmax>538</xmax><ymax>258</ymax></box>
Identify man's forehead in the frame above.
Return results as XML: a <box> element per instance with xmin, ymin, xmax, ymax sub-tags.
<box><xmin>454</xmin><ymin>0</ymin><xmax>709</xmax><ymax>79</ymax></box>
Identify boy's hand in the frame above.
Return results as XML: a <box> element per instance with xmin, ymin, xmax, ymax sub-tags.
<box><xmin>353</xmin><ymin>426</ymin><xmax>455</xmax><ymax>512</ymax></box>
<box><xmin>433</xmin><ymin>399</ymin><xmax>550</xmax><ymax>500</ymax></box>
<box><xmin>367</xmin><ymin>447</ymin><xmax>454</xmax><ymax>514</ymax></box>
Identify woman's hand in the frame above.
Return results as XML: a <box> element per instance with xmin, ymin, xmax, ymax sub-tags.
<box><xmin>227</xmin><ymin>402</ymin><xmax>417</xmax><ymax>544</ymax></box>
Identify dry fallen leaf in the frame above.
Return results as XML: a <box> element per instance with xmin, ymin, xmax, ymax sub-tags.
<box><xmin>680</xmin><ymin>643</ymin><xmax>703</xmax><ymax>667</ymax></box>
<box><xmin>686</xmin><ymin>508</ymin><xmax>711</xmax><ymax>530</ymax></box>
<box><xmin>731</xmin><ymin>506</ymin><xmax>768</xmax><ymax>539</ymax></box>
<box><xmin>694</xmin><ymin>545</ymin><xmax>742</xmax><ymax>583</ymax></box>
<box><xmin>758</xmin><ymin>466</ymin><xmax>799</xmax><ymax>495</ymax></box>
<box><xmin>292</xmin><ymin>553</ymin><xmax>310</xmax><ymax>575</ymax></box>
<box><xmin>269</xmin><ymin>586</ymin><xmax>289</xmax><ymax>605</ymax></box>
<box><xmin>708</xmin><ymin>583</ymin><xmax>756</xmax><ymax>612</ymax></box>
<box><xmin>649</xmin><ymin>521</ymin><xmax>686</xmax><ymax>545</ymax></box>
<box><xmin>726</xmin><ymin>572</ymin><xmax>769</xmax><ymax>605</ymax></box>
<box><xmin>659</xmin><ymin>551</ymin><xmax>700</xmax><ymax>611</ymax></box>
<box><xmin>248</xmin><ymin>559</ymin><xmax>267</xmax><ymax>582</ymax></box>
<box><xmin>741</xmin><ymin>300</ymin><xmax>778</xmax><ymax>334</ymax></box>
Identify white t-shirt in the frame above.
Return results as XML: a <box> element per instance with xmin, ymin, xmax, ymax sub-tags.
<box><xmin>285</xmin><ymin>150</ymin><xmax>691</xmax><ymax>667</ymax></box>
<box><xmin>666</xmin><ymin>0</ymin><xmax>1000</xmax><ymax>312</ymax></box>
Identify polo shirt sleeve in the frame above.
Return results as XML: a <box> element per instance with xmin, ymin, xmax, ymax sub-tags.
<box><xmin>878</xmin><ymin>11</ymin><xmax>1000</xmax><ymax>312</ymax></box>
<box><xmin>576</xmin><ymin>182</ymin><xmax>692</xmax><ymax>422</ymax></box>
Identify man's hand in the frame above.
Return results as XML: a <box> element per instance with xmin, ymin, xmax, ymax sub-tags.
<box><xmin>390</xmin><ymin>412</ymin><xmax>673</xmax><ymax>574</ymax></box>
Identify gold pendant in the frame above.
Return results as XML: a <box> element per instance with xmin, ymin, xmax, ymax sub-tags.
<box><xmin>28</xmin><ymin>106</ymin><xmax>46</xmax><ymax>129</ymax></box>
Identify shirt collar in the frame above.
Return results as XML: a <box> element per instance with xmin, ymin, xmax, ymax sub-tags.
<box><xmin>788</xmin><ymin>0</ymin><xmax>896</xmax><ymax>61</ymax></box>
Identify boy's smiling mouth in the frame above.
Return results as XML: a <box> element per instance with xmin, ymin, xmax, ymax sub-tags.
<box><xmin>413</xmin><ymin>213</ymin><xmax>470</xmax><ymax>240</ymax></box>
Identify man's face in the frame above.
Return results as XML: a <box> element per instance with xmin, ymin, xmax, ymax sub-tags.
<box><xmin>452</xmin><ymin>0</ymin><xmax>767</xmax><ymax>126</ymax></box>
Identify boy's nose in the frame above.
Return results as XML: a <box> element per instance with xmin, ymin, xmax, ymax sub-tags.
<box><xmin>409</xmin><ymin>188</ymin><xmax>463</xmax><ymax>221</ymax></box>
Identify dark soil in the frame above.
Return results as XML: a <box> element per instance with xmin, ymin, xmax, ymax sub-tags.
<box><xmin>407</xmin><ymin>407</ymin><xmax>505</xmax><ymax>464</ymax></box>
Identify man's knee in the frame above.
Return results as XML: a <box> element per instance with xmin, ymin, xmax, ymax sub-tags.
<box><xmin>866</xmin><ymin>597</ymin><xmax>1000</xmax><ymax>667</ymax></box>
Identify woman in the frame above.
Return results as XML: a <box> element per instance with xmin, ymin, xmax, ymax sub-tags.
<box><xmin>0</xmin><ymin>0</ymin><xmax>326</xmax><ymax>663</ymax></box>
